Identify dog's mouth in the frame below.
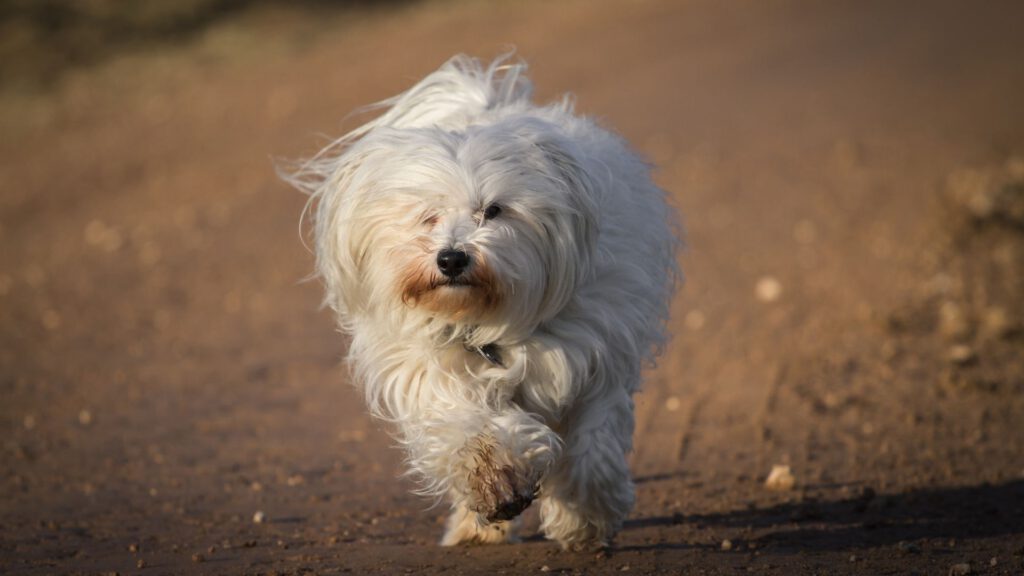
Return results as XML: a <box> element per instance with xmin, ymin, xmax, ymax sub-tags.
<box><xmin>400</xmin><ymin>264</ymin><xmax>502</xmax><ymax>317</ymax></box>
<box><xmin>436</xmin><ymin>277</ymin><xmax>474</xmax><ymax>289</ymax></box>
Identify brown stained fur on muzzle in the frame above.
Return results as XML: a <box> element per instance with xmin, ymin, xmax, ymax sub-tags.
<box><xmin>399</xmin><ymin>253</ymin><xmax>502</xmax><ymax>320</ymax></box>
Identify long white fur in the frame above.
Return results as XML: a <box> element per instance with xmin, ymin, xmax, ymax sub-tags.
<box><xmin>285</xmin><ymin>55</ymin><xmax>679</xmax><ymax>548</ymax></box>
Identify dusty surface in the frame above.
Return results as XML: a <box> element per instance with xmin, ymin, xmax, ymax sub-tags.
<box><xmin>2</xmin><ymin>1</ymin><xmax>1024</xmax><ymax>574</ymax></box>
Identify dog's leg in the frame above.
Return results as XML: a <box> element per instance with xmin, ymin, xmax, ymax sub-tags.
<box><xmin>539</xmin><ymin>386</ymin><xmax>635</xmax><ymax>549</ymax></box>
<box><xmin>405</xmin><ymin>407</ymin><xmax>559</xmax><ymax>545</ymax></box>
<box><xmin>440</xmin><ymin>500</ymin><xmax>520</xmax><ymax>546</ymax></box>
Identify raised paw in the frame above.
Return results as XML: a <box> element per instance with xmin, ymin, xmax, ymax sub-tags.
<box><xmin>463</xmin><ymin>435</ymin><xmax>538</xmax><ymax>523</ymax></box>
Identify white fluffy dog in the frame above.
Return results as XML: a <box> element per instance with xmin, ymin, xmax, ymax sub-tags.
<box><xmin>287</xmin><ymin>55</ymin><xmax>678</xmax><ymax>549</ymax></box>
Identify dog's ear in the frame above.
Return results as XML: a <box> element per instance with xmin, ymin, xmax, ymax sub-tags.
<box><xmin>312</xmin><ymin>152</ymin><xmax>367</xmax><ymax>324</ymax></box>
<box><xmin>520</xmin><ymin>125</ymin><xmax>600</xmax><ymax>319</ymax></box>
<box><xmin>534</xmin><ymin>133</ymin><xmax>598</xmax><ymax>247</ymax></box>
<box><xmin>285</xmin><ymin>137</ymin><xmax>382</xmax><ymax>326</ymax></box>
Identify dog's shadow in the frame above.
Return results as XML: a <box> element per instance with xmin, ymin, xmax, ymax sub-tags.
<box><xmin>621</xmin><ymin>478</ymin><xmax>1024</xmax><ymax>553</ymax></box>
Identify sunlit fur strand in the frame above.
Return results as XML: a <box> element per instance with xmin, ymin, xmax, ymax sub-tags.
<box><xmin>285</xmin><ymin>54</ymin><xmax>681</xmax><ymax>548</ymax></box>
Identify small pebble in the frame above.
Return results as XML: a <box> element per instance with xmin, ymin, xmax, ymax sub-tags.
<box><xmin>665</xmin><ymin>396</ymin><xmax>681</xmax><ymax>412</ymax></box>
<box><xmin>764</xmin><ymin>465</ymin><xmax>795</xmax><ymax>491</ymax></box>
<box><xmin>755</xmin><ymin>276</ymin><xmax>782</xmax><ymax>303</ymax></box>
<box><xmin>253</xmin><ymin>510</ymin><xmax>266</xmax><ymax>524</ymax></box>
<box><xmin>128</xmin><ymin>543</ymin><xmax>139</xmax><ymax>553</ymax></box>
<box><xmin>849</xmin><ymin>555</ymin><xmax>857</xmax><ymax>563</ymax></box>
<box><xmin>948</xmin><ymin>562</ymin><xmax>971</xmax><ymax>576</ymax></box>
<box><xmin>78</xmin><ymin>409</ymin><xmax>93</xmax><ymax>426</ymax></box>
<box><xmin>191</xmin><ymin>553</ymin><xmax>204</xmax><ymax>563</ymax></box>
<box><xmin>947</xmin><ymin>345</ymin><xmax>976</xmax><ymax>365</ymax></box>
<box><xmin>720</xmin><ymin>539</ymin><xmax>733</xmax><ymax>551</ymax></box>
<box><xmin>989</xmin><ymin>557</ymin><xmax>997</xmax><ymax>567</ymax></box>
<box><xmin>981</xmin><ymin>307</ymin><xmax>1011</xmax><ymax>339</ymax></box>
<box><xmin>540</xmin><ymin>566</ymin><xmax>551</xmax><ymax>572</ymax></box>
<box><xmin>22</xmin><ymin>415</ymin><xmax>36</xmax><ymax>430</ymax></box>
<box><xmin>136</xmin><ymin>559</ymin><xmax>146</xmax><ymax>569</ymax></box>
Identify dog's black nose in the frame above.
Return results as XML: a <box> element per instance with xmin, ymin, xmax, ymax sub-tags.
<box><xmin>436</xmin><ymin>249</ymin><xmax>470</xmax><ymax>277</ymax></box>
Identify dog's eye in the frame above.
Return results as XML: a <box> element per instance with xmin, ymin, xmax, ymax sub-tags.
<box><xmin>482</xmin><ymin>203</ymin><xmax>502</xmax><ymax>221</ymax></box>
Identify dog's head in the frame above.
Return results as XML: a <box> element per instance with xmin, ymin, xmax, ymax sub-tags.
<box><xmin>300</xmin><ymin>114</ymin><xmax>598</xmax><ymax>338</ymax></box>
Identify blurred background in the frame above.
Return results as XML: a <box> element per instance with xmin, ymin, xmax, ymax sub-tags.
<box><xmin>2</xmin><ymin>1</ymin><xmax>1022</xmax><ymax>574</ymax></box>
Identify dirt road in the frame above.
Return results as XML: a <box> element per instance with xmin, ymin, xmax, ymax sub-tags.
<box><xmin>2</xmin><ymin>1</ymin><xmax>1023</xmax><ymax>574</ymax></box>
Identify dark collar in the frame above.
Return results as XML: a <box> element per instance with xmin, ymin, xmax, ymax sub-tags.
<box><xmin>465</xmin><ymin>342</ymin><xmax>504</xmax><ymax>367</ymax></box>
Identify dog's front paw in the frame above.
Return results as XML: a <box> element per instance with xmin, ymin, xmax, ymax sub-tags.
<box><xmin>463</xmin><ymin>435</ymin><xmax>538</xmax><ymax>522</ymax></box>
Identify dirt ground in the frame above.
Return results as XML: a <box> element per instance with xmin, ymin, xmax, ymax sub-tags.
<box><xmin>2</xmin><ymin>1</ymin><xmax>1023</xmax><ymax>574</ymax></box>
